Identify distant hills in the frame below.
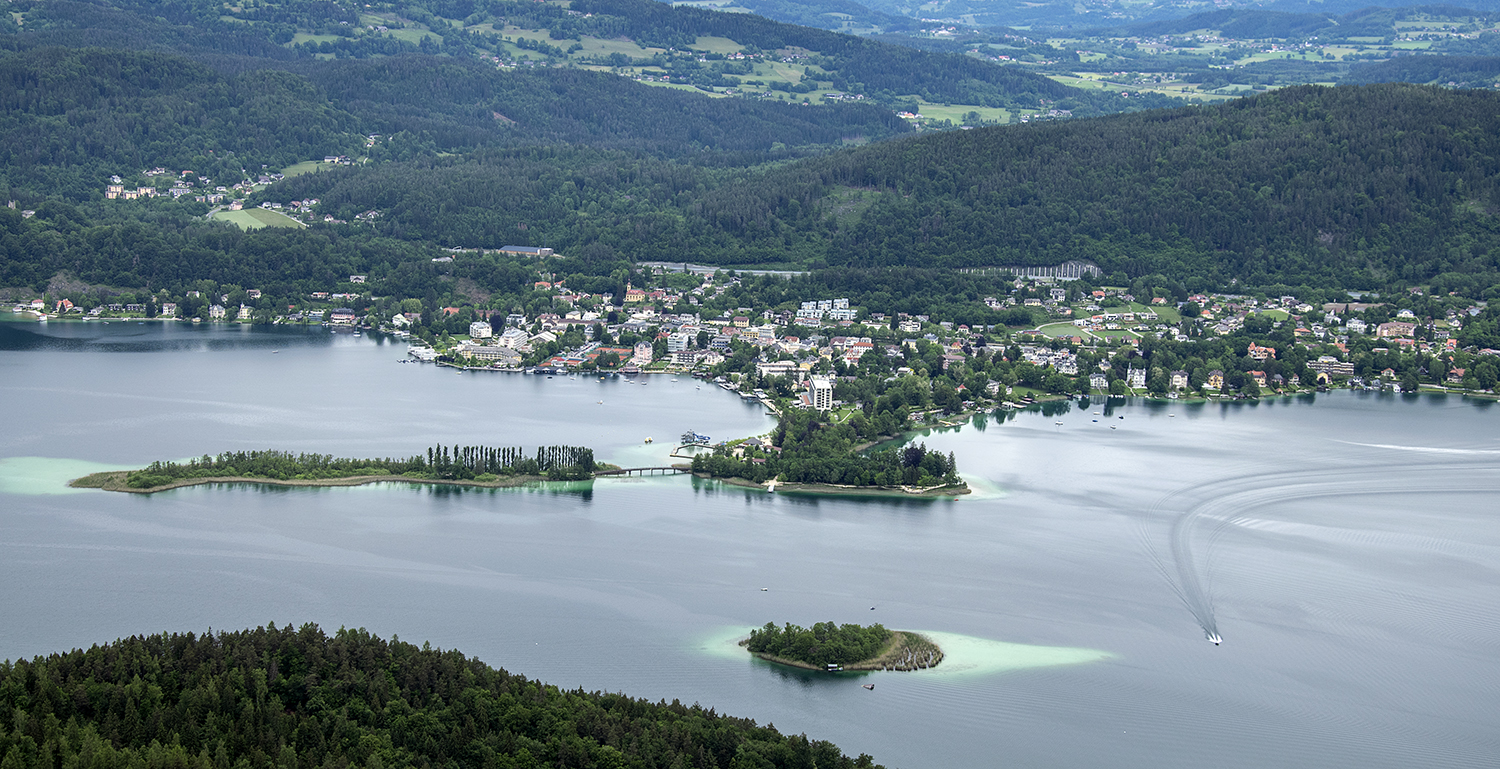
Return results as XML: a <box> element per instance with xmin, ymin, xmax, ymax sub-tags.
<box><xmin>858</xmin><ymin>0</ymin><xmax>1500</xmax><ymax>30</ymax></box>
<box><xmin>269</xmin><ymin>84</ymin><xmax>1500</xmax><ymax>288</ymax></box>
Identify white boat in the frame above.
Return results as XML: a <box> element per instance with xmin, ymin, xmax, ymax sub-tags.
<box><xmin>1207</xmin><ymin>632</ymin><xmax>1222</xmax><ymax>646</ymax></box>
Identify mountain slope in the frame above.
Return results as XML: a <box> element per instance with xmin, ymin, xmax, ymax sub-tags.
<box><xmin>262</xmin><ymin>84</ymin><xmax>1500</xmax><ymax>287</ymax></box>
<box><xmin>688</xmin><ymin>83</ymin><xmax>1500</xmax><ymax>283</ymax></box>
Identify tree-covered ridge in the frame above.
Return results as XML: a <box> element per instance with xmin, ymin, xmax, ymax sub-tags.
<box><xmin>0</xmin><ymin>48</ymin><xmax>365</xmax><ymax>195</ymax></box>
<box><xmin>1344</xmin><ymin>54</ymin><xmax>1500</xmax><ymax>86</ymax></box>
<box><xmin>0</xmin><ymin>44</ymin><xmax>908</xmax><ymax>201</ymax></box>
<box><xmin>293</xmin><ymin>57</ymin><xmax>908</xmax><ymax>158</ymax></box>
<box><xmin>124</xmin><ymin>445</ymin><xmax>598</xmax><ymax>488</ymax></box>
<box><xmin>745</xmin><ymin>623</ymin><xmax>891</xmax><ymax>667</ymax></box>
<box><xmin>265</xmin><ymin>84</ymin><xmax>1500</xmax><ymax>288</ymax></box>
<box><xmin>683</xmin><ymin>83</ymin><xmax>1500</xmax><ymax>285</ymax></box>
<box><xmin>0</xmin><ymin>624</ymin><xmax>885</xmax><ymax>769</ymax></box>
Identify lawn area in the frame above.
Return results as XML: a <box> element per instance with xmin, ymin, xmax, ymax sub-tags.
<box><xmin>693</xmin><ymin>35</ymin><xmax>745</xmax><ymax>54</ymax></box>
<box><xmin>280</xmin><ymin>161</ymin><xmax>323</xmax><ymax>178</ymax></box>
<box><xmin>914</xmin><ymin>102</ymin><xmax>1014</xmax><ymax>124</ymax></box>
<box><xmin>212</xmin><ymin>208</ymin><xmax>306</xmax><ymax>230</ymax></box>
<box><xmin>1258</xmin><ymin>309</ymin><xmax>1291</xmax><ymax>321</ymax></box>
<box><xmin>387</xmin><ymin>27</ymin><xmax>438</xmax><ymax>44</ymax></box>
<box><xmin>1049</xmin><ymin>73</ymin><xmax>1234</xmax><ymax>102</ymax></box>
<box><xmin>630</xmin><ymin>79</ymin><xmax>728</xmax><ymax>96</ymax></box>
<box><xmin>1037</xmin><ymin>321</ymin><xmax>1091</xmax><ymax>339</ymax></box>
<box><xmin>574</xmin><ymin>36</ymin><xmax>656</xmax><ymax>58</ymax></box>
<box><xmin>1126</xmin><ymin>302</ymin><xmax>1179</xmax><ymax>323</ymax></box>
<box><xmin>289</xmin><ymin>33</ymin><xmax>340</xmax><ymax>45</ymax></box>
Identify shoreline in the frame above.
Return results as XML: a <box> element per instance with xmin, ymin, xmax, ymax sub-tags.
<box><xmin>695</xmin><ymin>473</ymin><xmax>969</xmax><ymax>498</ymax></box>
<box><xmin>69</xmin><ymin>471</ymin><xmax>574</xmax><ymax>494</ymax></box>
<box><xmin>741</xmin><ymin>631</ymin><xmax>945</xmax><ymax>672</ymax></box>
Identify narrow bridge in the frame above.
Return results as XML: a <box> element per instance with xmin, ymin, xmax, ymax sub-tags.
<box><xmin>594</xmin><ymin>466</ymin><xmax>692</xmax><ymax>477</ymax></box>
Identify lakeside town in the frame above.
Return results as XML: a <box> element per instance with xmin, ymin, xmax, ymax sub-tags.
<box><xmin>10</xmin><ymin>254</ymin><xmax>1499</xmax><ymax>410</ymax></box>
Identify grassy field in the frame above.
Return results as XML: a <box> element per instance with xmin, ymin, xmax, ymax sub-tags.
<box><xmin>1037</xmin><ymin>321</ymin><xmax>1091</xmax><ymax>339</ymax></box>
<box><xmin>212</xmin><ymin>208</ymin><xmax>306</xmax><ymax>230</ymax></box>
<box><xmin>386</xmin><ymin>27</ymin><xmax>438</xmax><ymax>44</ymax></box>
<box><xmin>693</xmin><ymin>36</ymin><xmax>744</xmax><ymax>54</ymax></box>
<box><xmin>574</xmin><ymin>36</ymin><xmax>657</xmax><ymax>58</ymax></box>
<box><xmin>913</xmin><ymin>102</ymin><xmax>1016</xmax><ymax>124</ymax></box>
<box><xmin>280</xmin><ymin>161</ymin><xmax>323</xmax><ymax>178</ymax></box>
<box><xmin>289</xmin><ymin>32</ymin><xmax>340</xmax><ymax>45</ymax></box>
<box><xmin>1140</xmin><ymin>303</ymin><xmax>1181</xmax><ymax>323</ymax></box>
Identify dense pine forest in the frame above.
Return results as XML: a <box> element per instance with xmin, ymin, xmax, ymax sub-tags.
<box><xmin>0</xmin><ymin>625</ymin><xmax>884</xmax><ymax>768</ymax></box>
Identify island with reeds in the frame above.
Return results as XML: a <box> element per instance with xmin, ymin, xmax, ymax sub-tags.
<box><xmin>70</xmin><ymin>445</ymin><xmax>606</xmax><ymax>493</ymax></box>
<box><xmin>741</xmin><ymin>621</ymin><xmax>944</xmax><ymax>672</ymax></box>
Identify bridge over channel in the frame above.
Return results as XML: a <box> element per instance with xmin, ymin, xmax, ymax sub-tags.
<box><xmin>594</xmin><ymin>466</ymin><xmax>692</xmax><ymax>477</ymax></box>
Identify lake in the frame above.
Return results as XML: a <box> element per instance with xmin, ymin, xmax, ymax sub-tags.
<box><xmin>2</xmin><ymin>319</ymin><xmax>1498</xmax><ymax>769</ymax></box>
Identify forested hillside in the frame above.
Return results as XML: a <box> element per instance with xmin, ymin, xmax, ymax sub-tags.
<box><xmin>0</xmin><ymin>45</ymin><xmax>907</xmax><ymax>201</ymax></box>
<box><xmin>0</xmin><ymin>624</ymin><xmax>883</xmax><ymax>769</ymax></box>
<box><xmin>256</xmin><ymin>84</ymin><xmax>1500</xmax><ymax>288</ymax></box>
<box><xmin>0</xmin><ymin>48</ymin><xmax>365</xmax><ymax>195</ymax></box>
<box><xmin>685</xmin><ymin>83</ymin><xmax>1500</xmax><ymax>285</ymax></box>
<box><xmin>1345</xmin><ymin>54</ymin><xmax>1500</xmax><ymax>86</ymax></box>
<box><xmin>293</xmin><ymin>56</ymin><xmax>907</xmax><ymax>157</ymax></box>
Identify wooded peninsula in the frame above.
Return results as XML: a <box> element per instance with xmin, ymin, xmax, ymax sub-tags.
<box><xmin>0</xmin><ymin>624</ymin><xmax>886</xmax><ymax>769</ymax></box>
<box><xmin>70</xmin><ymin>445</ymin><xmax>601</xmax><ymax>493</ymax></box>
<box><xmin>742</xmin><ymin>622</ymin><xmax>944</xmax><ymax>671</ymax></box>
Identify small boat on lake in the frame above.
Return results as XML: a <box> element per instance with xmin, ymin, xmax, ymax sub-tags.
<box><xmin>862</xmin><ymin>684</ymin><xmax>875</xmax><ymax>690</ymax></box>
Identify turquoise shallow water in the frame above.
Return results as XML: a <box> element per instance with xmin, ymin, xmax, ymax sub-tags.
<box><xmin>0</xmin><ymin>457</ymin><xmax>134</xmax><ymax>495</ymax></box>
<box><xmin>2</xmin><ymin>321</ymin><xmax>1499</xmax><ymax>769</ymax></box>
<box><xmin>698</xmin><ymin>625</ymin><xmax>1108</xmax><ymax>678</ymax></box>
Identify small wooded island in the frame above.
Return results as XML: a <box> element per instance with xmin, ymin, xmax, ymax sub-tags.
<box><xmin>71</xmin><ymin>445</ymin><xmax>603</xmax><ymax>493</ymax></box>
<box><xmin>693</xmin><ymin>411</ymin><xmax>969</xmax><ymax>497</ymax></box>
<box><xmin>742</xmin><ymin>622</ymin><xmax>944</xmax><ymax>672</ymax></box>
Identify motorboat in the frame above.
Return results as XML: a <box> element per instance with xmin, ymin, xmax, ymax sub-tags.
<box><xmin>1207</xmin><ymin>632</ymin><xmax>1222</xmax><ymax>646</ymax></box>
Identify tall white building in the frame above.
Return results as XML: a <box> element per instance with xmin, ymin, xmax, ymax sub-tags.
<box><xmin>469</xmin><ymin>321</ymin><xmax>493</xmax><ymax>339</ymax></box>
<box><xmin>809</xmin><ymin>376</ymin><xmax>834</xmax><ymax>412</ymax></box>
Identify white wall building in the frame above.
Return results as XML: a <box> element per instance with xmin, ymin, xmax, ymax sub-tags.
<box><xmin>809</xmin><ymin>376</ymin><xmax>834</xmax><ymax>411</ymax></box>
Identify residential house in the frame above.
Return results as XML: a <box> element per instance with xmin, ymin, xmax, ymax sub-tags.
<box><xmin>1247</xmin><ymin>343</ymin><xmax>1275</xmax><ymax>361</ymax></box>
<box><xmin>208</xmin><ymin>305</ymin><xmax>227</xmax><ymax>319</ymax></box>
<box><xmin>1377</xmin><ymin>321</ymin><xmax>1416</xmax><ymax>339</ymax></box>
<box><xmin>1207</xmin><ymin>369</ymin><xmax>1225</xmax><ymax>390</ymax></box>
<box><xmin>1170</xmin><ymin>370</ymin><xmax>1189</xmax><ymax>390</ymax></box>
<box><xmin>469</xmin><ymin>321</ymin><xmax>493</xmax><ymax>339</ymax></box>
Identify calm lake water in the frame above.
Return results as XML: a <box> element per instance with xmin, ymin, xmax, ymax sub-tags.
<box><xmin>3</xmin><ymin>319</ymin><xmax>1498</xmax><ymax>769</ymax></box>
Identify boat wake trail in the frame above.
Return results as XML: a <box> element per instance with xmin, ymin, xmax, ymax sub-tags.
<box><xmin>1140</xmin><ymin>482</ymin><xmax>1229</xmax><ymax>645</ymax></box>
<box><xmin>1140</xmin><ymin>458</ymin><xmax>1500</xmax><ymax>646</ymax></box>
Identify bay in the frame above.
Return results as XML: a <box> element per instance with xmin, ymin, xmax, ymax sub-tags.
<box><xmin>2</xmin><ymin>319</ymin><xmax>1498</xmax><ymax>769</ymax></box>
